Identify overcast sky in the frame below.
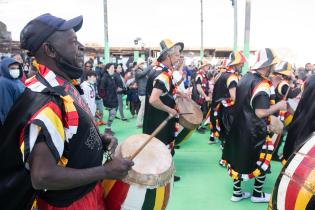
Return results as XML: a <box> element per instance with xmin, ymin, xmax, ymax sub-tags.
<box><xmin>0</xmin><ymin>0</ymin><xmax>315</xmax><ymax>65</ymax></box>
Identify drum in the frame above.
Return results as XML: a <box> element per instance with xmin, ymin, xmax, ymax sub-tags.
<box><xmin>287</xmin><ymin>98</ymin><xmax>299</xmax><ymax>114</ymax></box>
<box><xmin>269</xmin><ymin>134</ymin><xmax>315</xmax><ymax>210</ymax></box>
<box><xmin>175</xmin><ymin>123</ymin><xmax>194</xmax><ymax>145</ymax></box>
<box><xmin>176</xmin><ymin>97</ymin><xmax>203</xmax><ymax>130</ymax></box>
<box><xmin>269</xmin><ymin>115</ymin><xmax>284</xmax><ymax>135</ymax></box>
<box><xmin>103</xmin><ymin>134</ymin><xmax>175</xmax><ymax>210</ymax></box>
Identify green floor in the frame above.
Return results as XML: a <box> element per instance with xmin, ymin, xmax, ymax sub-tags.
<box><xmin>100</xmin><ymin>107</ymin><xmax>282</xmax><ymax>210</ymax></box>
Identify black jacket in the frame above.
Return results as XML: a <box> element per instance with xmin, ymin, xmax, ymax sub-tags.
<box><xmin>100</xmin><ymin>71</ymin><xmax>118</xmax><ymax>108</ymax></box>
<box><xmin>114</xmin><ymin>72</ymin><xmax>126</xmax><ymax>94</ymax></box>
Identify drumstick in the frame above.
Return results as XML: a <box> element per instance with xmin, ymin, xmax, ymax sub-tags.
<box><xmin>129</xmin><ymin>113</ymin><xmax>192</xmax><ymax>160</ymax></box>
<box><xmin>283</xmin><ymin>86</ymin><xmax>290</xmax><ymax>100</ymax></box>
<box><xmin>129</xmin><ymin>114</ymin><xmax>175</xmax><ymax>161</ymax></box>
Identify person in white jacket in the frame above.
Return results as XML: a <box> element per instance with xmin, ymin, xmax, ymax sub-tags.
<box><xmin>80</xmin><ymin>71</ymin><xmax>97</xmax><ymax>116</ymax></box>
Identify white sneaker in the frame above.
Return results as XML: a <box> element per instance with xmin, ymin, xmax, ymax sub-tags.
<box><xmin>251</xmin><ymin>193</ymin><xmax>271</xmax><ymax>203</ymax></box>
<box><xmin>230</xmin><ymin>192</ymin><xmax>251</xmax><ymax>202</ymax></box>
<box><xmin>208</xmin><ymin>140</ymin><xmax>216</xmax><ymax>145</ymax></box>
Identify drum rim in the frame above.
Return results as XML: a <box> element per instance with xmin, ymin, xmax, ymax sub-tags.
<box><xmin>123</xmin><ymin>161</ymin><xmax>175</xmax><ymax>189</ymax></box>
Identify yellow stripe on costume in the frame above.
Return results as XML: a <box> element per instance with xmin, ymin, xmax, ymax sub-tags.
<box><xmin>57</xmin><ymin>156</ymin><xmax>69</xmax><ymax>167</ymax></box>
<box><xmin>250</xmin><ymin>81</ymin><xmax>271</xmax><ymax>108</ymax></box>
<box><xmin>252</xmin><ymin>169</ymin><xmax>261</xmax><ymax>177</ymax></box>
<box><xmin>154</xmin><ymin>186</ymin><xmax>165</xmax><ymax>210</ymax></box>
<box><xmin>156</xmin><ymin>73</ymin><xmax>170</xmax><ymax>91</ymax></box>
<box><xmin>277</xmin><ymin>81</ymin><xmax>289</xmax><ymax>96</ymax></box>
<box><xmin>20</xmin><ymin>142</ymin><xmax>25</xmax><ymax>156</ymax></box>
<box><xmin>41</xmin><ymin>107</ymin><xmax>65</xmax><ymax>141</ymax></box>
<box><xmin>226</xmin><ymin>74</ymin><xmax>239</xmax><ymax>87</ymax></box>
<box><xmin>284</xmin><ymin>114</ymin><xmax>293</xmax><ymax>126</ymax></box>
<box><xmin>294</xmin><ymin>169</ymin><xmax>315</xmax><ymax>210</ymax></box>
<box><xmin>60</xmin><ymin>95</ymin><xmax>76</xmax><ymax>112</ymax></box>
<box><xmin>102</xmin><ymin>179</ymin><xmax>116</xmax><ymax>198</ymax></box>
<box><xmin>259</xmin><ymin>153</ymin><xmax>272</xmax><ymax>161</ymax></box>
<box><xmin>254</xmin><ymin>82</ymin><xmax>271</xmax><ymax>96</ymax></box>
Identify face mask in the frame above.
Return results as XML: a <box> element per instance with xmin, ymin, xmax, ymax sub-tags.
<box><xmin>89</xmin><ymin>80</ymin><xmax>95</xmax><ymax>85</ymax></box>
<box><xmin>55</xmin><ymin>57</ymin><xmax>83</xmax><ymax>80</ymax></box>
<box><xmin>9</xmin><ymin>69</ymin><xmax>20</xmax><ymax>79</ymax></box>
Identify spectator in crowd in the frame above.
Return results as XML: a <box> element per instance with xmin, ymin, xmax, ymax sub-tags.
<box><xmin>81</xmin><ymin>61</ymin><xmax>93</xmax><ymax>82</ymax></box>
<box><xmin>115</xmin><ymin>63</ymin><xmax>127</xmax><ymax>121</ymax></box>
<box><xmin>0</xmin><ymin>57</ymin><xmax>25</xmax><ymax>127</ymax></box>
<box><xmin>94</xmin><ymin>62</ymin><xmax>106</xmax><ymax>125</ymax></box>
<box><xmin>305</xmin><ymin>63</ymin><xmax>313</xmax><ymax>76</ymax></box>
<box><xmin>127</xmin><ymin>79</ymin><xmax>140</xmax><ymax>118</ymax></box>
<box><xmin>135</xmin><ymin>58</ymin><xmax>150</xmax><ymax>128</ymax></box>
<box><xmin>80</xmin><ymin>71</ymin><xmax>97</xmax><ymax>116</ymax></box>
<box><xmin>100</xmin><ymin>63</ymin><xmax>118</xmax><ymax>135</ymax></box>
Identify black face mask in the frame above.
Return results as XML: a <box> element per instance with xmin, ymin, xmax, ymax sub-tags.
<box><xmin>49</xmin><ymin>44</ymin><xmax>83</xmax><ymax>80</ymax></box>
<box><xmin>55</xmin><ymin>57</ymin><xmax>83</xmax><ymax>80</ymax></box>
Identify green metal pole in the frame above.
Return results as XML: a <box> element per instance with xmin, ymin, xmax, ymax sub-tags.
<box><xmin>103</xmin><ymin>0</ymin><xmax>110</xmax><ymax>64</ymax></box>
<box><xmin>243</xmin><ymin>0</ymin><xmax>251</xmax><ymax>74</ymax></box>
<box><xmin>134</xmin><ymin>50</ymin><xmax>139</xmax><ymax>62</ymax></box>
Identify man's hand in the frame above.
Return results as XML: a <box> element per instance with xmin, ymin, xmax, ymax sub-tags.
<box><xmin>276</xmin><ymin>100</ymin><xmax>288</xmax><ymax>111</ymax></box>
<box><xmin>102</xmin><ymin>134</ymin><xmax>118</xmax><ymax>155</ymax></box>
<box><xmin>103</xmin><ymin>157</ymin><xmax>134</xmax><ymax>180</ymax></box>
<box><xmin>169</xmin><ymin>108</ymin><xmax>178</xmax><ymax>117</ymax></box>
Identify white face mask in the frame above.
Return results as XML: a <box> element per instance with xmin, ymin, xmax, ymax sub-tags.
<box><xmin>9</xmin><ymin>69</ymin><xmax>20</xmax><ymax>79</ymax></box>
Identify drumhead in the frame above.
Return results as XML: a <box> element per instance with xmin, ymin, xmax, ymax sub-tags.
<box><xmin>117</xmin><ymin>134</ymin><xmax>175</xmax><ymax>187</ymax></box>
<box><xmin>176</xmin><ymin>97</ymin><xmax>203</xmax><ymax>129</ymax></box>
<box><xmin>288</xmin><ymin>98</ymin><xmax>299</xmax><ymax>112</ymax></box>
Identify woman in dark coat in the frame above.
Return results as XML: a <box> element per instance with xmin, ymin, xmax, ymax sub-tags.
<box><xmin>99</xmin><ymin>63</ymin><xmax>118</xmax><ymax>134</ymax></box>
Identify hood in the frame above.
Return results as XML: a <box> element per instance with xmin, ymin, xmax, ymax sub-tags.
<box><xmin>0</xmin><ymin>58</ymin><xmax>23</xmax><ymax>79</ymax></box>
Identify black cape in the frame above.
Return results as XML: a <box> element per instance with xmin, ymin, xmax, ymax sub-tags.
<box><xmin>210</xmin><ymin>71</ymin><xmax>236</xmax><ymax>140</ymax></box>
<box><xmin>0</xmin><ymin>88</ymin><xmax>55</xmax><ymax>210</ymax></box>
<box><xmin>283</xmin><ymin>75</ymin><xmax>315</xmax><ymax>160</ymax></box>
<box><xmin>225</xmin><ymin>72</ymin><xmax>271</xmax><ymax>176</ymax></box>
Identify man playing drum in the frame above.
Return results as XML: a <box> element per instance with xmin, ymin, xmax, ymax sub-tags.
<box><xmin>208</xmin><ymin>51</ymin><xmax>246</xmax><ymax>167</ymax></box>
<box><xmin>143</xmin><ymin>39</ymin><xmax>186</xmax><ymax>182</ymax></box>
<box><xmin>0</xmin><ymin>14</ymin><xmax>133</xmax><ymax>210</ymax></box>
<box><xmin>271</xmin><ymin>61</ymin><xmax>301</xmax><ymax>161</ymax></box>
<box><xmin>224</xmin><ymin>48</ymin><xmax>287</xmax><ymax>203</ymax></box>
<box><xmin>192</xmin><ymin>59</ymin><xmax>211</xmax><ymax>133</ymax></box>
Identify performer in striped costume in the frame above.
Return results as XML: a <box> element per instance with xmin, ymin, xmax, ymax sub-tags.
<box><xmin>225</xmin><ymin>48</ymin><xmax>287</xmax><ymax>203</ymax></box>
<box><xmin>0</xmin><ymin>14</ymin><xmax>133</xmax><ymax>210</ymax></box>
<box><xmin>208</xmin><ymin>51</ymin><xmax>245</xmax><ymax>167</ymax></box>
<box><xmin>143</xmin><ymin>39</ymin><xmax>186</xmax><ymax>183</ymax></box>
<box><xmin>271</xmin><ymin>61</ymin><xmax>301</xmax><ymax>161</ymax></box>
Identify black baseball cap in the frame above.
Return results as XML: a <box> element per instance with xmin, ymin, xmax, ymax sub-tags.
<box><xmin>20</xmin><ymin>13</ymin><xmax>83</xmax><ymax>54</ymax></box>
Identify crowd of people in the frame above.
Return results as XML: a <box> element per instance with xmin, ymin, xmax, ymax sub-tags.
<box><xmin>1</xmin><ymin>13</ymin><xmax>315</xmax><ymax>210</ymax></box>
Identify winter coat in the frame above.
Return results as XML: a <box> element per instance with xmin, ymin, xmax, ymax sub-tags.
<box><xmin>0</xmin><ymin>58</ymin><xmax>25</xmax><ymax>124</ymax></box>
<box><xmin>100</xmin><ymin>71</ymin><xmax>118</xmax><ymax>108</ymax></box>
